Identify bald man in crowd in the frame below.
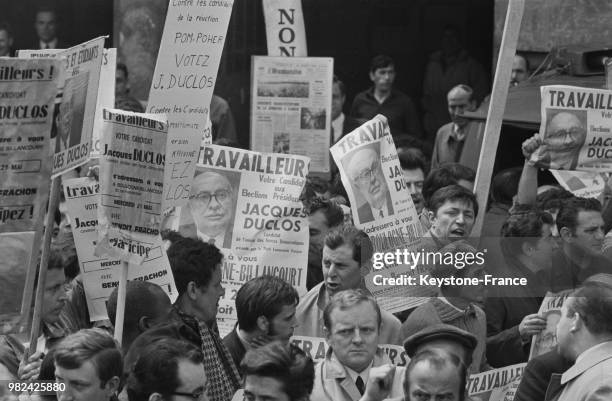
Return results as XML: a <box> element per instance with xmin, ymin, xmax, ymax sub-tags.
<box><xmin>346</xmin><ymin>146</ymin><xmax>394</xmax><ymax>223</ymax></box>
<box><xmin>431</xmin><ymin>84</ymin><xmax>479</xmax><ymax>170</ymax></box>
<box><xmin>185</xmin><ymin>170</ymin><xmax>236</xmax><ymax>248</ymax></box>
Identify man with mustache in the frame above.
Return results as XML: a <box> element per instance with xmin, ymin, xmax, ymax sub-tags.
<box><xmin>346</xmin><ymin>146</ymin><xmax>394</xmax><ymax>224</ymax></box>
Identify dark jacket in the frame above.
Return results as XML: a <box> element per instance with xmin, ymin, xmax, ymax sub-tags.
<box><xmin>222</xmin><ymin>327</ymin><xmax>246</xmax><ymax>368</ymax></box>
<box><xmin>514</xmin><ymin>350</ymin><xmax>572</xmax><ymax>401</ymax></box>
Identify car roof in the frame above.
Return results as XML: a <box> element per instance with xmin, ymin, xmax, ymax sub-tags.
<box><xmin>464</xmin><ymin>73</ymin><xmax>605</xmax><ymax>130</ymax></box>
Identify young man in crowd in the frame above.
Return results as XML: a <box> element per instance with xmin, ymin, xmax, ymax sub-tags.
<box><xmin>350</xmin><ymin>55</ymin><xmax>421</xmax><ymax>139</ymax></box>
<box><xmin>400</xmin><ymin>241</ymin><xmax>487</xmax><ymax>373</ymax></box>
<box><xmin>310</xmin><ymin>290</ymin><xmax>405</xmax><ymax>401</ymax></box>
<box><xmin>237</xmin><ymin>342</ymin><xmax>314</xmax><ymax>401</ymax></box>
<box><xmin>54</xmin><ymin>329</ymin><xmax>122</xmax><ymax>401</ymax></box>
<box><xmin>486</xmin><ymin>209</ymin><xmax>554</xmax><ymax>367</ymax></box>
<box><xmin>223</xmin><ymin>275</ymin><xmax>299</xmax><ymax>367</ymax></box>
<box><xmin>295</xmin><ymin>225</ymin><xmax>402</xmax><ymax>345</ymax></box>
<box><xmin>0</xmin><ymin>250</ymin><xmax>68</xmax><ymax>379</ymax></box>
<box><xmin>166</xmin><ymin>235</ymin><xmax>241</xmax><ymax>401</ymax></box>
<box><xmin>423</xmin><ymin>185</ymin><xmax>478</xmax><ymax>250</ymax></box>
<box><xmin>106</xmin><ymin>281</ymin><xmax>173</xmax><ymax>354</ymax></box>
<box><xmin>126</xmin><ymin>338</ymin><xmax>208</xmax><ymax>401</ymax></box>
<box><xmin>306</xmin><ymin>198</ymin><xmax>345</xmax><ymax>290</ymax></box>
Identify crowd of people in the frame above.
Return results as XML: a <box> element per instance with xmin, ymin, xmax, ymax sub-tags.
<box><xmin>2</xmin><ymin>6</ymin><xmax>612</xmax><ymax>401</ymax></box>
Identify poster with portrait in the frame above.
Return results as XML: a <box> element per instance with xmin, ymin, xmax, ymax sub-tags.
<box><xmin>529</xmin><ymin>290</ymin><xmax>571</xmax><ymax>360</ymax></box>
<box><xmin>95</xmin><ymin>108</ymin><xmax>168</xmax><ymax>265</ymax></box>
<box><xmin>330</xmin><ymin>114</ymin><xmax>427</xmax><ymax>313</ymax></box>
<box><xmin>251</xmin><ymin>56</ymin><xmax>333</xmax><ymax>173</ymax></box>
<box><xmin>63</xmin><ymin>177</ymin><xmax>177</xmax><ymax>321</ymax></box>
<box><xmin>0</xmin><ymin>58</ymin><xmax>61</xmax><ymax>234</ymax></box>
<box><xmin>19</xmin><ymin>37</ymin><xmax>106</xmax><ymax>176</ymax></box>
<box><xmin>179</xmin><ymin>144</ymin><xmax>309</xmax><ymax>337</ymax></box>
<box><xmin>467</xmin><ymin>363</ymin><xmax>525</xmax><ymax>401</ymax></box>
<box><xmin>530</xmin><ymin>85</ymin><xmax>612</xmax><ymax>172</ymax></box>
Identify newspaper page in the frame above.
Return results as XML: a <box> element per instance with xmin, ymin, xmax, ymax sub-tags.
<box><xmin>251</xmin><ymin>56</ymin><xmax>332</xmax><ymax>174</ymax></box>
<box><xmin>290</xmin><ymin>336</ymin><xmax>408</xmax><ymax>366</ymax></box>
<box><xmin>0</xmin><ymin>232</ymin><xmax>35</xmax><ymax>333</ymax></box>
<box><xmin>63</xmin><ymin>177</ymin><xmax>177</xmax><ymax>321</ymax></box>
<box><xmin>91</xmin><ymin>49</ymin><xmax>117</xmax><ymax>157</ymax></box>
<box><xmin>180</xmin><ymin>144</ymin><xmax>309</xmax><ymax>336</ymax></box>
<box><xmin>531</xmin><ymin>85</ymin><xmax>612</xmax><ymax>172</ymax></box>
<box><xmin>262</xmin><ymin>0</ymin><xmax>307</xmax><ymax>57</ymax></box>
<box><xmin>467</xmin><ymin>363</ymin><xmax>526</xmax><ymax>401</ymax></box>
<box><xmin>550</xmin><ymin>169</ymin><xmax>607</xmax><ymax>199</ymax></box>
<box><xmin>330</xmin><ymin>114</ymin><xmax>426</xmax><ymax>313</ymax></box>
<box><xmin>148</xmin><ymin>0</ymin><xmax>234</xmax><ymax>211</ymax></box>
<box><xmin>19</xmin><ymin>37</ymin><xmax>106</xmax><ymax>176</ymax></box>
<box><xmin>96</xmin><ymin>108</ymin><xmax>168</xmax><ymax>264</ymax></box>
<box><xmin>529</xmin><ymin>290</ymin><xmax>572</xmax><ymax>359</ymax></box>
<box><xmin>0</xmin><ymin>58</ymin><xmax>61</xmax><ymax>233</ymax></box>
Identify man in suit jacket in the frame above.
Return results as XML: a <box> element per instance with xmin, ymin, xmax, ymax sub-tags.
<box><xmin>552</xmin><ymin>283</ymin><xmax>612</xmax><ymax>401</ymax></box>
<box><xmin>310</xmin><ymin>290</ymin><xmax>405</xmax><ymax>401</ymax></box>
<box><xmin>346</xmin><ymin>146</ymin><xmax>394</xmax><ymax>224</ymax></box>
<box><xmin>223</xmin><ymin>276</ymin><xmax>299</xmax><ymax>367</ymax></box>
<box><xmin>33</xmin><ymin>8</ymin><xmax>67</xmax><ymax>50</ymax></box>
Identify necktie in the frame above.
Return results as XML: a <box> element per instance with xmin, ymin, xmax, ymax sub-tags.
<box><xmin>355</xmin><ymin>376</ymin><xmax>365</xmax><ymax>396</ymax></box>
<box><xmin>379</xmin><ymin>209</ymin><xmax>384</xmax><ymax>218</ymax></box>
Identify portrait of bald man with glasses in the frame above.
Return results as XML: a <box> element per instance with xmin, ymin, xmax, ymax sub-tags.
<box><xmin>345</xmin><ymin>144</ymin><xmax>394</xmax><ymax>224</ymax></box>
<box><xmin>187</xmin><ymin>169</ymin><xmax>237</xmax><ymax>248</ymax></box>
<box><xmin>541</xmin><ymin>110</ymin><xmax>587</xmax><ymax>170</ymax></box>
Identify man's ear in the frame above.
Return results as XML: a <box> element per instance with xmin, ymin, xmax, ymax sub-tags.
<box><xmin>559</xmin><ymin>227</ymin><xmax>573</xmax><ymax>243</ymax></box>
<box><xmin>369</xmin><ymin>71</ymin><xmax>375</xmax><ymax>83</ymax></box>
<box><xmin>187</xmin><ymin>281</ymin><xmax>199</xmax><ymax>300</ymax></box>
<box><xmin>428</xmin><ymin>209</ymin><xmax>436</xmax><ymax>226</ymax></box>
<box><xmin>104</xmin><ymin>376</ymin><xmax>120</xmax><ymax>396</ymax></box>
<box><xmin>149</xmin><ymin>393</ymin><xmax>165</xmax><ymax>401</ymax></box>
<box><xmin>570</xmin><ymin>312</ymin><xmax>583</xmax><ymax>333</ymax></box>
<box><xmin>256</xmin><ymin>316</ymin><xmax>269</xmax><ymax>334</ymax></box>
<box><xmin>521</xmin><ymin>241</ymin><xmax>534</xmax><ymax>256</ymax></box>
<box><xmin>138</xmin><ymin>316</ymin><xmax>151</xmax><ymax>332</ymax></box>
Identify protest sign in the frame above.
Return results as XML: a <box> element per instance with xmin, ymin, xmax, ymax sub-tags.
<box><xmin>91</xmin><ymin>49</ymin><xmax>117</xmax><ymax>157</ymax></box>
<box><xmin>19</xmin><ymin>37</ymin><xmax>106</xmax><ymax>176</ymax></box>
<box><xmin>530</xmin><ymin>85</ymin><xmax>612</xmax><ymax>172</ymax></box>
<box><xmin>467</xmin><ymin>363</ymin><xmax>525</xmax><ymax>401</ymax></box>
<box><xmin>148</xmin><ymin>0</ymin><xmax>234</xmax><ymax>211</ymax></box>
<box><xmin>63</xmin><ymin>177</ymin><xmax>177</xmax><ymax>321</ymax></box>
<box><xmin>0</xmin><ymin>58</ymin><xmax>60</xmax><ymax>233</ymax></box>
<box><xmin>290</xmin><ymin>336</ymin><xmax>409</xmax><ymax>366</ymax></box>
<box><xmin>529</xmin><ymin>290</ymin><xmax>571</xmax><ymax>360</ymax></box>
<box><xmin>0</xmin><ymin>232</ymin><xmax>35</xmax><ymax>333</ymax></box>
<box><xmin>550</xmin><ymin>169</ymin><xmax>607</xmax><ymax>199</ymax></box>
<box><xmin>251</xmin><ymin>56</ymin><xmax>333</xmax><ymax>174</ymax></box>
<box><xmin>330</xmin><ymin>114</ymin><xmax>426</xmax><ymax>313</ymax></box>
<box><xmin>262</xmin><ymin>0</ymin><xmax>307</xmax><ymax>57</ymax></box>
<box><xmin>95</xmin><ymin>108</ymin><xmax>168</xmax><ymax>264</ymax></box>
<box><xmin>180</xmin><ymin>144</ymin><xmax>309</xmax><ymax>336</ymax></box>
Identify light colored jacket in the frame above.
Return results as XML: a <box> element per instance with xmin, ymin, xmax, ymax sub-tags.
<box><xmin>294</xmin><ymin>283</ymin><xmax>402</xmax><ymax>345</ymax></box>
<box><xmin>557</xmin><ymin>341</ymin><xmax>612</xmax><ymax>401</ymax></box>
<box><xmin>310</xmin><ymin>348</ymin><xmax>405</xmax><ymax>401</ymax></box>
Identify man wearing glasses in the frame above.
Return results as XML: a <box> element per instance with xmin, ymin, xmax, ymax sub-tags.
<box><xmin>187</xmin><ymin>170</ymin><xmax>236</xmax><ymax>248</ymax></box>
<box><xmin>541</xmin><ymin>111</ymin><xmax>587</xmax><ymax>170</ymax></box>
<box><xmin>346</xmin><ymin>146</ymin><xmax>394</xmax><ymax>224</ymax></box>
<box><xmin>127</xmin><ymin>337</ymin><xmax>209</xmax><ymax>401</ymax></box>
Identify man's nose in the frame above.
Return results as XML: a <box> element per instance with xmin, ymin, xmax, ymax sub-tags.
<box><xmin>351</xmin><ymin>329</ymin><xmax>364</xmax><ymax>344</ymax></box>
<box><xmin>456</xmin><ymin>213</ymin><xmax>465</xmax><ymax>225</ymax></box>
<box><xmin>595</xmin><ymin>228</ymin><xmax>605</xmax><ymax>241</ymax></box>
<box><xmin>58</xmin><ymin>388</ymin><xmax>73</xmax><ymax>401</ymax></box>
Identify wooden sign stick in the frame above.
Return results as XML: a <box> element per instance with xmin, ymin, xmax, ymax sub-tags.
<box><xmin>472</xmin><ymin>0</ymin><xmax>525</xmax><ymax>240</ymax></box>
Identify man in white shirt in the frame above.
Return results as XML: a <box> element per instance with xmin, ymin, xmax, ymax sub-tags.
<box><xmin>345</xmin><ymin>146</ymin><xmax>394</xmax><ymax>224</ymax></box>
<box><xmin>310</xmin><ymin>289</ymin><xmax>405</xmax><ymax>401</ymax></box>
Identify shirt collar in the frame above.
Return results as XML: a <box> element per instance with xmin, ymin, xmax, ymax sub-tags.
<box><xmin>40</xmin><ymin>38</ymin><xmax>58</xmax><ymax>49</ymax></box>
<box><xmin>345</xmin><ymin>360</ymin><xmax>373</xmax><ymax>383</ymax></box>
<box><xmin>331</xmin><ymin>113</ymin><xmax>345</xmax><ymax>143</ymax></box>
